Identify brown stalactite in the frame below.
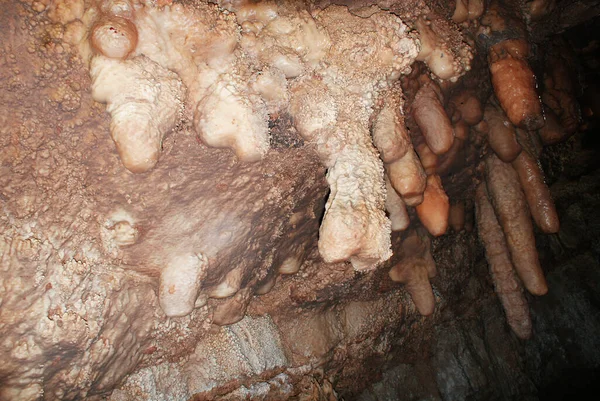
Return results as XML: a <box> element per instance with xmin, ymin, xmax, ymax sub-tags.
<box><xmin>511</xmin><ymin>133</ymin><xmax>560</xmax><ymax>234</ymax></box>
<box><xmin>488</xmin><ymin>39</ymin><xmax>544</xmax><ymax>130</ymax></box>
<box><xmin>411</xmin><ymin>79</ymin><xmax>455</xmax><ymax>155</ymax></box>
<box><xmin>416</xmin><ymin>174</ymin><xmax>450</xmax><ymax>237</ymax></box>
<box><xmin>483</xmin><ymin>102</ymin><xmax>523</xmax><ymax>163</ymax></box>
<box><xmin>475</xmin><ymin>182</ymin><xmax>532</xmax><ymax>340</ymax></box>
<box><xmin>388</xmin><ymin>230</ymin><xmax>438</xmax><ymax>316</ymax></box>
<box><xmin>485</xmin><ymin>153</ymin><xmax>548</xmax><ymax>296</ymax></box>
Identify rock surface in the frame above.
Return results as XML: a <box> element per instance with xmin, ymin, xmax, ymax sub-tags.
<box><xmin>1</xmin><ymin>1</ymin><xmax>600</xmax><ymax>400</ymax></box>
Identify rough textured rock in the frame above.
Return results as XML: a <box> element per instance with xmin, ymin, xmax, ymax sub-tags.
<box><xmin>2</xmin><ymin>0</ymin><xmax>600</xmax><ymax>400</ymax></box>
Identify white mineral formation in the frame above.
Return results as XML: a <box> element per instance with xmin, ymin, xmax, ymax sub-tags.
<box><xmin>90</xmin><ymin>55</ymin><xmax>185</xmax><ymax>173</ymax></box>
<box><xmin>159</xmin><ymin>253</ymin><xmax>208</xmax><ymax>317</ymax></box>
<box><xmin>277</xmin><ymin>5</ymin><xmax>419</xmax><ymax>269</ymax></box>
<box><xmin>415</xmin><ymin>15</ymin><xmax>472</xmax><ymax>81</ymax></box>
<box><xmin>133</xmin><ymin>3</ymin><xmax>269</xmax><ymax>162</ymax></box>
<box><xmin>193</xmin><ymin>77</ymin><xmax>270</xmax><ymax>162</ymax></box>
<box><xmin>318</xmin><ymin>145</ymin><xmax>392</xmax><ymax>269</ymax></box>
<box><xmin>385</xmin><ymin>175</ymin><xmax>410</xmax><ymax>231</ymax></box>
<box><xmin>371</xmin><ymin>88</ymin><xmax>411</xmax><ymax>164</ymax></box>
<box><xmin>452</xmin><ymin>0</ymin><xmax>485</xmax><ymax>23</ymax></box>
<box><xmin>208</xmin><ymin>266</ymin><xmax>244</xmax><ymax>299</ymax></box>
<box><xmin>279</xmin><ymin>255</ymin><xmax>302</xmax><ymax>275</ymax></box>
<box><xmin>81</xmin><ymin>0</ymin><xmax>459</xmax><ymax>300</ymax></box>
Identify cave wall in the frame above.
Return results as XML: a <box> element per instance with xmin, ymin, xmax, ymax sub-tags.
<box><xmin>1</xmin><ymin>0</ymin><xmax>600</xmax><ymax>400</ymax></box>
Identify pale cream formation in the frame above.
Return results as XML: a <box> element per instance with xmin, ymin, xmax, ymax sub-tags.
<box><xmin>90</xmin><ymin>15</ymin><xmax>138</xmax><ymax>59</ymax></box>
<box><xmin>415</xmin><ymin>15</ymin><xmax>472</xmax><ymax>81</ymax></box>
<box><xmin>208</xmin><ymin>266</ymin><xmax>244</xmax><ymax>299</ymax></box>
<box><xmin>159</xmin><ymin>253</ymin><xmax>209</xmax><ymax>317</ymax></box>
<box><xmin>133</xmin><ymin>3</ymin><xmax>272</xmax><ymax>162</ymax></box>
<box><xmin>80</xmin><ymin>2</ymin><xmax>186</xmax><ymax>173</ymax></box>
<box><xmin>452</xmin><ymin>0</ymin><xmax>485</xmax><ymax>23</ymax></box>
<box><xmin>81</xmin><ymin>1</ymin><xmax>421</xmax><ymax>278</ymax></box>
<box><xmin>81</xmin><ymin>0</ymin><xmax>270</xmax><ymax>170</ymax></box>
<box><xmin>373</xmin><ymin>84</ymin><xmax>425</xmax><ymax>216</ymax></box>
<box><xmin>372</xmin><ymin>85</ymin><xmax>412</xmax><ymax>164</ymax></box>
<box><xmin>411</xmin><ymin>76</ymin><xmax>454</xmax><ymax>155</ymax></box>
<box><xmin>386</xmin><ymin>149</ymin><xmax>427</xmax><ymax>207</ymax></box>
<box><xmin>385</xmin><ymin>175</ymin><xmax>410</xmax><ymax>232</ymax></box>
<box><xmin>90</xmin><ymin>55</ymin><xmax>185</xmax><ymax>173</ymax></box>
<box><xmin>275</xmin><ymin>5</ymin><xmax>419</xmax><ymax>269</ymax></box>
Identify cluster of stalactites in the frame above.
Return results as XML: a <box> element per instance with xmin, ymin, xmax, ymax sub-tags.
<box><xmin>468</xmin><ymin>1</ymin><xmax>578</xmax><ymax>339</ymax></box>
<box><xmin>77</xmin><ymin>0</ymin><xmax>427</xmax><ymax>318</ymax></box>
<box><xmin>74</xmin><ymin>0</ymin><xmax>576</xmax><ymax>330</ymax></box>
<box><xmin>472</xmin><ymin>55</ymin><xmax>575</xmax><ymax>338</ymax></box>
<box><xmin>474</xmin><ymin>138</ymin><xmax>558</xmax><ymax>339</ymax></box>
<box><xmin>380</xmin><ymin>65</ymin><xmax>485</xmax><ymax>316</ymax></box>
<box><xmin>383</xmin><ymin>0</ymin><xmax>578</xmax><ymax>328</ymax></box>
